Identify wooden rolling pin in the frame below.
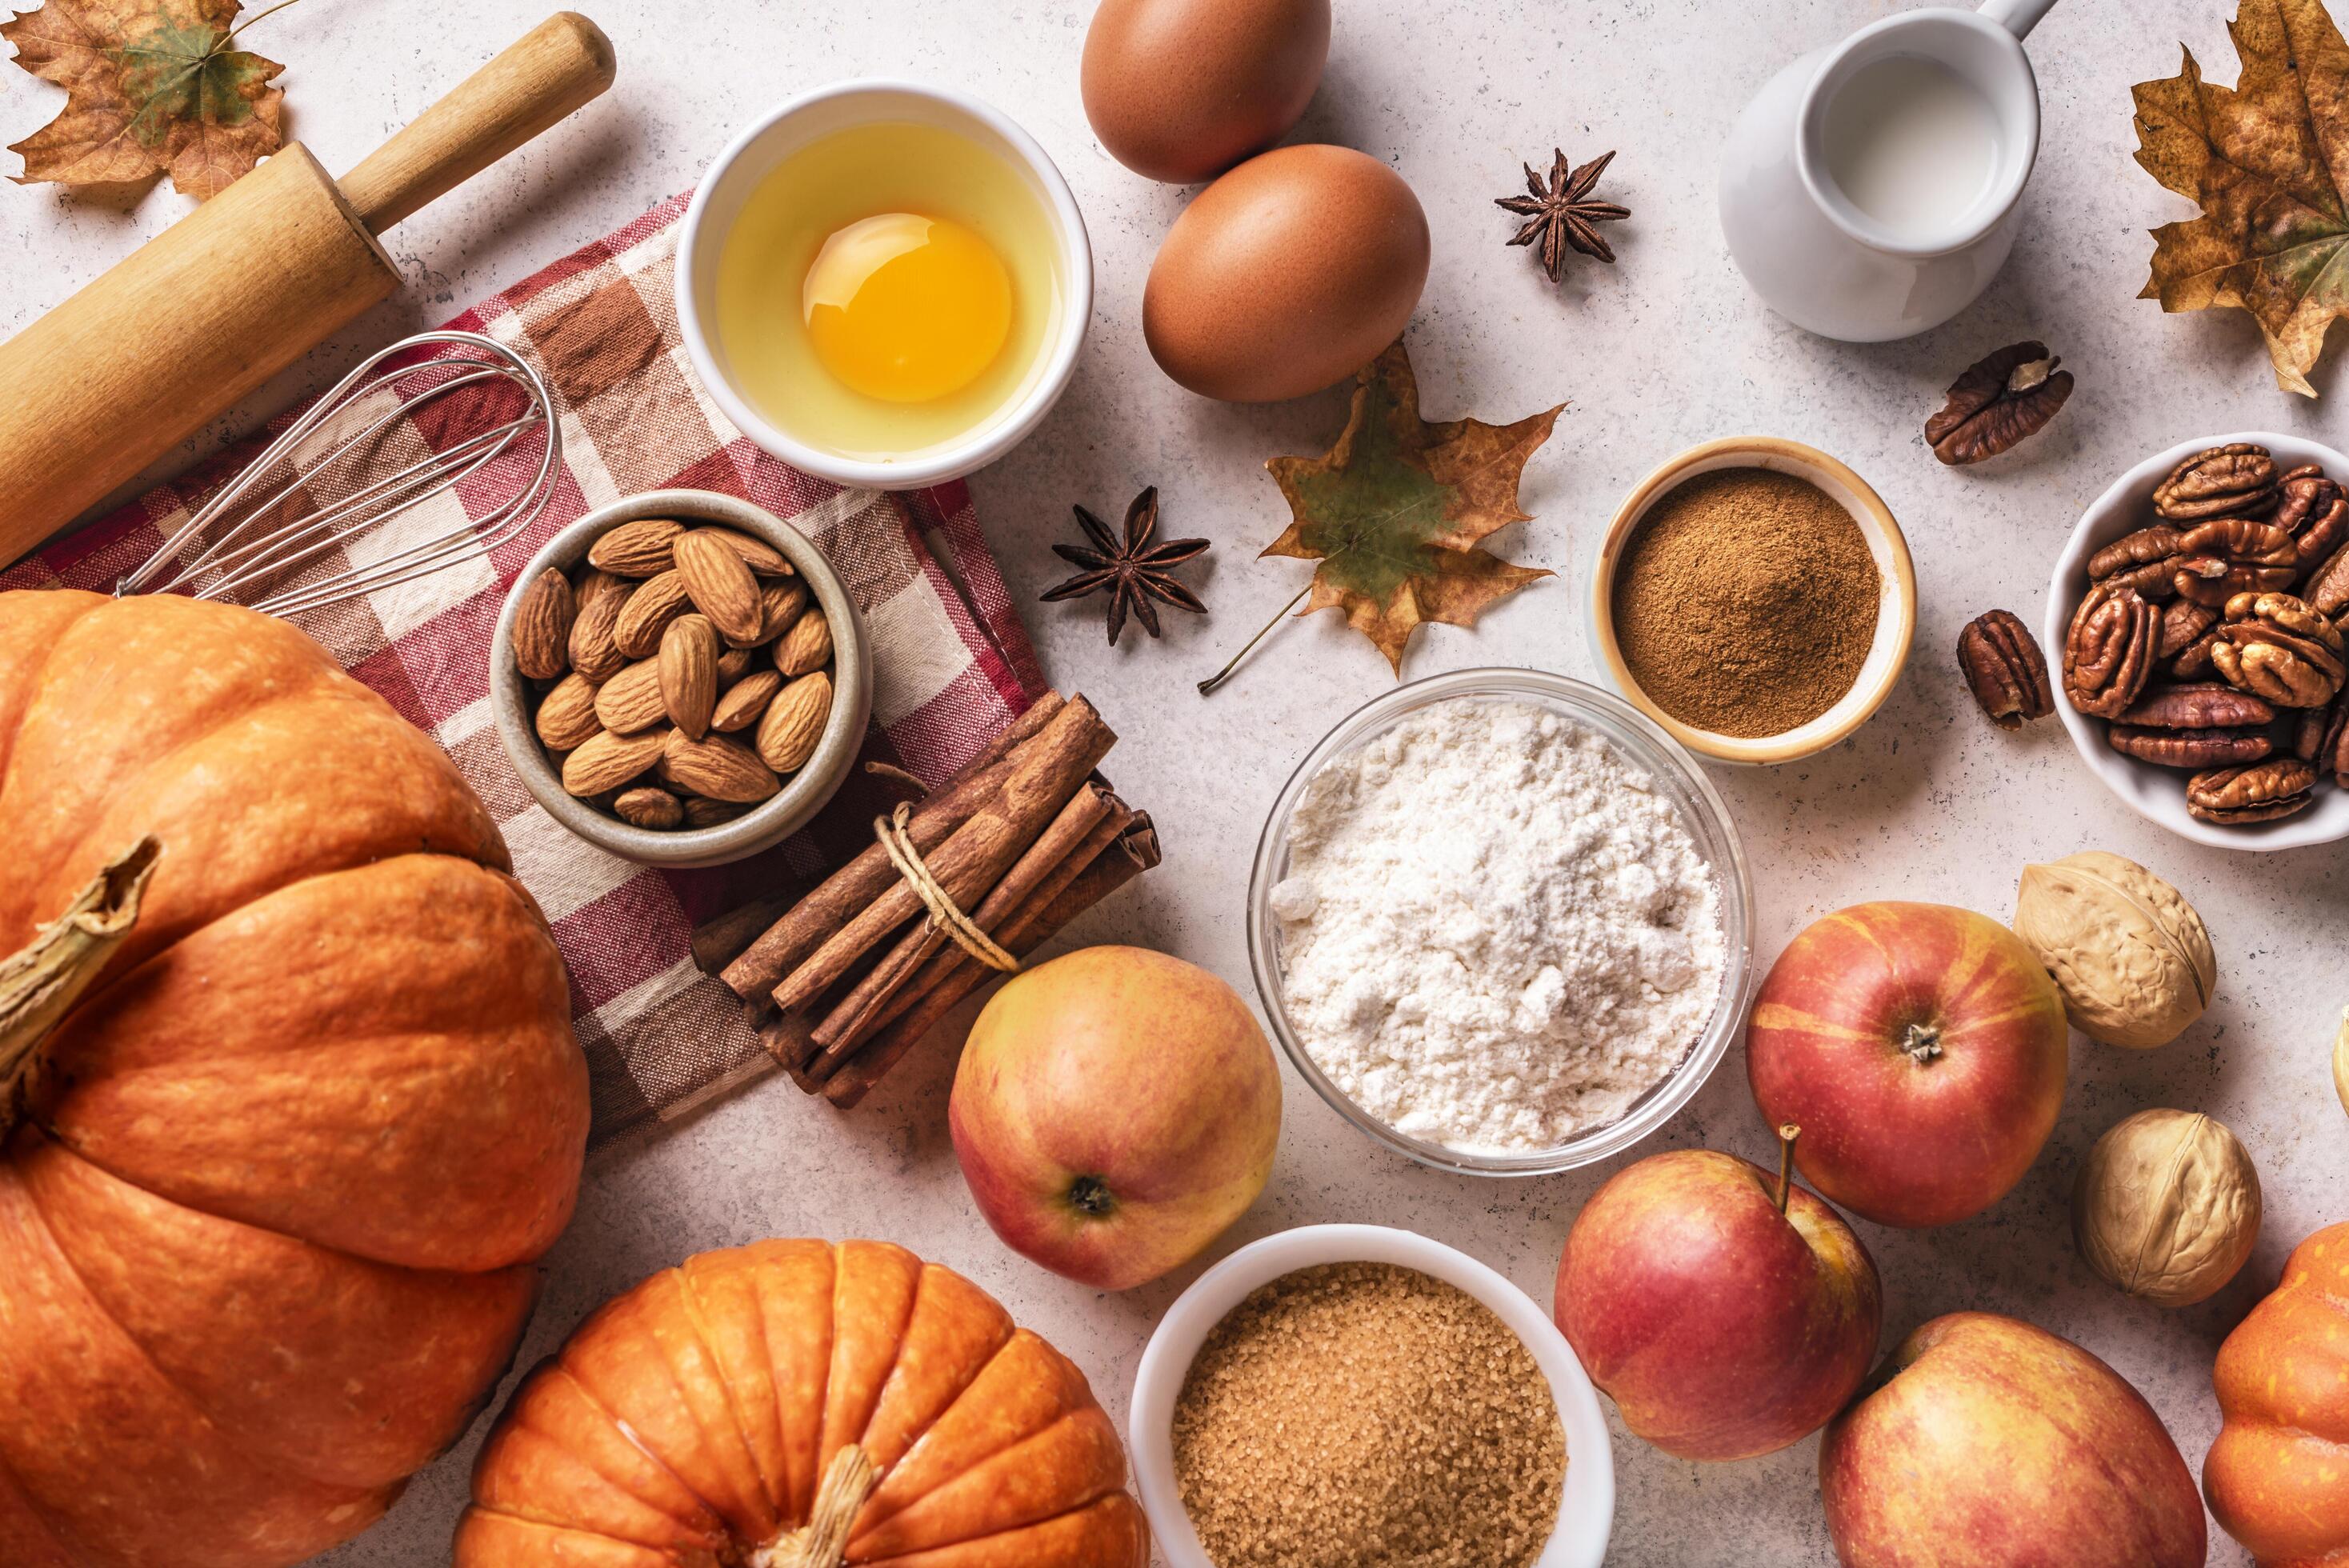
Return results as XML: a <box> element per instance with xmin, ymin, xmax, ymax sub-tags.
<box><xmin>0</xmin><ymin>12</ymin><xmax>616</xmax><ymax>567</ymax></box>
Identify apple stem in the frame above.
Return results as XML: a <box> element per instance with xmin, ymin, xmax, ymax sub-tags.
<box><xmin>1775</xmin><ymin>1124</ymin><xmax>1800</xmax><ymax>1215</ymax></box>
<box><xmin>1902</xmin><ymin>1023</ymin><xmax>1944</xmax><ymax>1064</ymax></box>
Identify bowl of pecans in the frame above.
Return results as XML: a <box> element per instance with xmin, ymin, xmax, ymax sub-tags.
<box><xmin>490</xmin><ymin>488</ymin><xmax>871</xmax><ymax>867</ymax></box>
<box><xmin>2047</xmin><ymin>433</ymin><xmax>2349</xmax><ymax>850</ymax></box>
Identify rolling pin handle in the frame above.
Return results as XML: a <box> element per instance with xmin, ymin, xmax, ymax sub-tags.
<box><xmin>338</xmin><ymin>12</ymin><xmax>616</xmax><ymax>234</ymax></box>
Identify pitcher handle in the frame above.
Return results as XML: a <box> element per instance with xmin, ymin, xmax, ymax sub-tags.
<box><xmin>1978</xmin><ymin>0</ymin><xmax>2058</xmax><ymax>39</ymax></box>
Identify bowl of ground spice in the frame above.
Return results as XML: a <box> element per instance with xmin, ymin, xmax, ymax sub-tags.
<box><xmin>1129</xmin><ymin>1223</ymin><xmax>1614</xmax><ymax>1568</ymax></box>
<box><xmin>1592</xmin><ymin>437</ymin><xmax>1916</xmax><ymax>763</ymax></box>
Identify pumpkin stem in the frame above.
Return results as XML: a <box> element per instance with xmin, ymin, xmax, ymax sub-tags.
<box><xmin>754</xmin><ymin>1444</ymin><xmax>877</xmax><ymax>1568</ymax></box>
<box><xmin>0</xmin><ymin>838</ymin><xmax>159</xmax><ymax>1139</ymax></box>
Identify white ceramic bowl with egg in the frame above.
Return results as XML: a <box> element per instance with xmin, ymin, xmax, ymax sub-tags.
<box><xmin>1245</xmin><ymin>668</ymin><xmax>1755</xmax><ymax>1176</ymax></box>
<box><xmin>1128</xmin><ymin>1224</ymin><xmax>1615</xmax><ymax>1568</ymax></box>
<box><xmin>2047</xmin><ymin>430</ymin><xmax>2349</xmax><ymax>850</ymax></box>
<box><xmin>675</xmin><ymin>80</ymin><xmax>1093</xmax><ymax>490</ymax></box>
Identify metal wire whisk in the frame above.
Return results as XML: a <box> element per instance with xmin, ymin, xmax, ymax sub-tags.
<box><xmin>114</xmin><ymin>330</ymin><xmax>561</xmax><ymax>619</ymax></box>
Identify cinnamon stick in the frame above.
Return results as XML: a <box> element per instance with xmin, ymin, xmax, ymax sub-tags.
<box><xmin>767</xmin><ymin>698</ymin><xmax>1115</xmax><ymax>1018</ymax></box>
<box><xmin>810</xmin><ymin>782</ymin><xmax>1117</xmax><ymax>1055</ymax></box>
<box><xmin>692</xmin><ymin>890</ymin><xmax>797</xmax><ymax>977</ymax></box>
<box><xmin>819</xmin><ymin>814</ymin><xmax>1161</xmax><ymax>1108</ymax></box>
<box><xmin>718</xmin><ymin>693</ymin><xmax>1066</xmax><ymax>1000</ymax></box>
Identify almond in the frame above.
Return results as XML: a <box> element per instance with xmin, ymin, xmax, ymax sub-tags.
<box><xmin>613</xmin><ymin>786</ymin><xmax>685</xmax><ymax>830</ymax></box>
<box><xmin>755</xmin><ymin>670</ymin><xmax>832</xmax><ymax>774</ymax></box>
<box><xmin>568</xmin><ymin>568</ymin><xmax>632</xmax><ymax>682</ymax></box>
<box><xmin>683</xmin><ymin>796</ymin><xmax>750</xmax><ymax>829</ymax></box>
<box><xmin>562</xmin><ymin>726</ymin><xmax>667</xmax><ymax>797</ymax></box>
<box><xmin>658</xmin><ymin>730</ymin><xmax>780</xmax><ymax>803</ymax></box>
<box><xmin>702</xmin><ymin>526</ymin><xmax>794</xmax><ymax>577</ymax></box>
<box><xmin>659</xmin><ymin>614</ymin><xmax>719</xmax><ymax>741</ymax></box>
<box><xmin>534</xmin><ymin>672</ymin><xmax>603</xmax><ymax>751</ymax></box>
<box><xmin>674</xmin><ymin>529</ymin><xmax>765</xmax><ymax>645</ymax></box>
<box><xmin>774</xmin><ymin>606</ymin><xmax>834</xmax><ymax>677</ymax></box>
<box><xmin>613</xmin><ymin>570</ymin><xmax>692</xmax><ymax>658</ymax></box>
<box><xmin>754</xmin><ymin>579</ymin><xmax>810</xmax><ymax>646</ymax></box>
<box><xmin>588</xmin><ymin>518</ymin><xmax>683</xmax><ymax>577</ymax></box>
<box><xmin>716</xmin><ymin>646</ymin><xmax>754</xmax><ymax>685</ymax></box>
<box><xmin>712</xmin><ymin>669</ymin><xmax>782</xmax><ymax>732</ymax></box>
<box><xmin>594</xmin><ymin>658</ymin><xmax>668</xmax><ymax>734</ymax></box>
<box><xmin>512</xmin><ymin>567</ymin><xmax>575</xmax><ymax>679</ymax></box>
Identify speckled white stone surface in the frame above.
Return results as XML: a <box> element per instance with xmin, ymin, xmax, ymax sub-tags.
<box><xmin>9</xmin><ymin>2</ymin><xmax>2347</xmax><ymax>1562</ymax></box>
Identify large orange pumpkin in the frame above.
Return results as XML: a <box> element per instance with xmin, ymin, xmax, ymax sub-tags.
<box><xmin>456</xmin><ymin>1239</ymin><xmax>1150</xmax><ymax>1567</ymax></box>
<box><xmin>2207</xmin><ymin>1221</ymin><xmax>2349</xmax><ymax>1567</ymax></box>
<box><xmin>0</xmin><ymin>591</ymin><xmax>588</xmax><ymax>1567</ymax></box>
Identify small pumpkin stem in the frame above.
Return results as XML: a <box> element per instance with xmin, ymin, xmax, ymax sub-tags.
<box><xmin>1902</xmin><ymin>1023</ymin><xmax>1944</xmax><ymax>1065</ymax></box>
<box><xmin>754</xmin><ymin>1444</ymin><xmax>877</xmax><ymax>1568</ymax></box>
<box><xmin>0</xmin><ymin>838</ymin><xmax>159</xmax><ymax>1138</ymax></box>
<box><xmin>1775</xmin><ymin>1123</ymin><xmax>1801</xmax><ymax>1216</ymax></box>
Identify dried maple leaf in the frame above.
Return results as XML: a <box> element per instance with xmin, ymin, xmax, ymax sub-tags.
<box><xmin>4</xmin><ymin>0</ymin><xmax>286</xmax><ymax>198</ymax></box>
<box><xmin>2133</xmin><ymin>0</ymin><xmax>2349</xmax><ymax>396</ymax></box>
<box><xmin>1199</xmin><ymin>342</ymin><xmax>1561</xmax><ymax>692</ymax></box>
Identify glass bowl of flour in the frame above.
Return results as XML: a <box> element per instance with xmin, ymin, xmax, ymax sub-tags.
<box><xmin>1247</xmin><ymin>669</ymin><xmax>1755</xmax><ymax>1175</ymax></box>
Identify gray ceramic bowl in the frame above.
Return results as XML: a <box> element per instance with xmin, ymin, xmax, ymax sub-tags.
<box><xmin>490</xmin><ymin>488</ymin><xmax>873</xmax><ymax>867</ymax></box>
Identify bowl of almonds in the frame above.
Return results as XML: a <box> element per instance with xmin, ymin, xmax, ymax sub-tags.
<box><xmin>2047</xmin><ymin>433</ymin><xmax>2349</xmax><ymax>850</ymax></box>
<box><xmin>490</xmin><ymin>488</ymin><xmax>871</xmax><ymax>866</ymax></box>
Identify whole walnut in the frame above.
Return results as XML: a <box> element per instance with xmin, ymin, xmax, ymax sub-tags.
<box><xmin>2012</xmin><ymin>851</ymin><xmax>2215</xmax><ymax>1050</ymax></box>
<box><xmin>2073</xmin><ymin>1109</ymin><xmax>2261</xmax><ymax>1306</ymax></box>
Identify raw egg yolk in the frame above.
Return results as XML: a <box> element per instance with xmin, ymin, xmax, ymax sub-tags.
<box><xmin>802</xmin><ymin>213</ymin><xmax>1012</xmax><ymax>403</ymax></box>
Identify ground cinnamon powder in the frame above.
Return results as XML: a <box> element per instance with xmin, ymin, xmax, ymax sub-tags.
<box><xmin>1171</xmin><ymin>1262</ymin><xmax>1567</xmax><ymax>1568</ymax></box>
<box><xmin>1613</xmin><ymin>467</ymin><xmax>1879</xmax><ymax>738</ymax></box>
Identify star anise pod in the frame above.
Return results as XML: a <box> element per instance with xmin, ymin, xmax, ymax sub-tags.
<box><xmin>1495</xmin><ymin>148</ymin><xmax>1630</xmax><ymax>283</ymax></box>
<box><xmin>1041</xmin><ymin>487</ymin><xmax>1209</xmax><ymax>646</ymax></box>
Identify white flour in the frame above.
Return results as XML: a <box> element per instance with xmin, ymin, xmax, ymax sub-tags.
<box><xmin>1269</xmin><ymin>698</ymin><xmax>1726</xmax><ymax>1154</ymax></box>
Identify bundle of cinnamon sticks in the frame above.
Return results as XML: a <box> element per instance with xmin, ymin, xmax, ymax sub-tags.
<box><xmin>696</xmin><ymin>693</ymin><xmax>1159</xmax><ymax>1107</ymax></box>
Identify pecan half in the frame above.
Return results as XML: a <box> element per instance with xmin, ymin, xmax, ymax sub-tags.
<box><xmin>2211</xmin><ymin>594</ymin><xmax>2345</xmax><ymax>708</ymax></box>
<box><xmin>2180</xmin><ymin>517</ymin><xmax>2298</xmax><ymax>569</ymax></box>
<box><xmin>2110</xmin><ymin>726</ymin><xmax>2275</xmax><ymax>768</ymax></box>
<box><xmin>2292</xmin><ymin>694</ymin><xmax>2339</xmax><ymax>762</ymax></box>
<box><xmin>2064</xmin><ymin>582</ymin><xmax>2159</xmax><ymax>718</ymax></box>
<box><xmin>2089</xmin><ymin>525</ymin><xmax>2184</xmax><ymax>581</ymax></box>
<box><xmin>1957</xmin><ymin>610</ymin><xmax>2055</xmax><ymax>728</ymax></box>
<box><xmin>2112</xmin><ymin>682</ymin><xmax>2277</xmax><ymax>730</ymax></box>
<box><xmin>2174</xmin><ymin>555</ymin><xmax>2295</xmax><ymax>606</ymax></box>
<box><xmin>2171</xmin><ymin>624</ymin><xmax>2224</xmax><ymax>678</ymax></box>
<box><xmin>2303</xmin><ymin>542</ymin><xmax>2349</xmax><ymax>616</ymax></box>
<box><xmin>1926</xmin><ymin>342</ymin><xmax>2075</xmax><ymax>465</ymax></box>
<box><xmin>2314</xmin><ymin>700</ymin><xmax>2349</xmax><ymax>782</ymax></box>
<box><xmin>2229</xmin><ymin>590</ymin><xmax>2343</xmax><ymax>649</ymax></box>
<box><xmin>2155</xmin><ymin>443</ymin><xmax>2279</xmax><ymax>521</ymax></box>
<box><xmin>2295</xmin><ymin>486</ymin><xmax>2349</xmax><ymax>575</ymax></box>
<box><xmin>2159</xmin><ymin>598</ymin><xmax>2220</xmax><ymax>658</ymax></box>
<box><xmin>2186</xmin><ymin>757</ymin><xmax>2318</xmax><ymax>823</ymax></box>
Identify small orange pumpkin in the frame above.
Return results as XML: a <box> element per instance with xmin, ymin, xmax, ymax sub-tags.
<box><xmin>2207</xmin><ymin>1221</ymin><xmax>2349</xmax><ymax>1566</ymax></box>
<box><xmin>456</xmin><ymin>1239</ymin><xmax>1149</xmax><ymax>1567</ymax></box>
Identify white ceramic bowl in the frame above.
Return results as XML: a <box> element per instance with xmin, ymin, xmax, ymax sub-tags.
<box><xmin>1129</xmin><ymin>1224</ymin><xmax>1614</xmax><ymax>1568</ymax></box>
<box><xmin>2047</xmin><ymin>430</ymin><xmax>2349</xmax><ymax>851</ymax></box>
<box><xmin>1590</xmin><ymin>436</ymin><xmax>1917</xmax><ymax>765</ymax></box>
<box><xmin>675</xmin><ymin>81</ymin><xmax>1092</xmax><ymax>490</ymax></box>
<box><xmin>1247</xmin><ymin>669</ymin><xmax>1755</xmax><ymax>1175</ymax></box>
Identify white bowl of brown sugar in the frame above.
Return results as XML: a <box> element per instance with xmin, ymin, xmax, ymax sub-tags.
<box><xmin>1128</xmin><ymin>1224</ymin><xmax>1613</xmax><ymax>1568</ymax></box>
<box><xmin>1591</xmin><ymin>436</ymin><xmax>1917</xmax><ymax>764</ymax></box>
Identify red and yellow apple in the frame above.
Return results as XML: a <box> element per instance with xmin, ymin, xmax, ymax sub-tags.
<box><xmin>950</xmin><ymin>945</ymin><xmax>1281</xmax><ymax>1290</ymax></box>
<box><xmin>1821</xmin><ymin>1312</ymin><xmax>2206</xmax><ymax>1567</ymax></box>
<box><xmin>1747</xmin><ymin>902</ymin><xmax>2067</xmax><ymax>1228</ymax></box>
<box><xmin>1555</xmin><ymin>1134</ymin><xmax>1881</xmax><ymax>1460</ymax></box>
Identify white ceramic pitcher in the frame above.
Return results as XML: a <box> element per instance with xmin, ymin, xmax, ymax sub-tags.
<box><xmin>1719</xmin><ymin>0</ymin><xmax>2059</xmax><ymax>342</ymax></box>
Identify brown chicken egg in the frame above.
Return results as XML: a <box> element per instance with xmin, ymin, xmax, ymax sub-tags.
<box><xmin>1143</xmin><ymin>144</ymin><xmax>1430</xmax><ymax>402</ymax></box>
<box><xmin>1082</xmin><ymin>0</ymin><xmax>1329</xmax><ymax>183</ymax></box>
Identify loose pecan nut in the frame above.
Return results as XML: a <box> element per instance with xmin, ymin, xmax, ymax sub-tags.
<box><xmin>2159</xmin><ymin>598</ymin><xmax>2220</xmax><ymax>659</ymax></box>
<box><xmin>2155</xmin><ymin>443</ymin><xmax>2279</xmax><ymax>521</ymax></box>
<box><xmin>2186</xmin><ymin>757</ymin><xmax>2318</xmax><ymax>823</ymax></box>
<box><xmin>1957</xmin><ymin>609</ymin><xmax>2055</xmax><ymax>729</ymax></box>
<box><xmin>2112</xmin><ymin>682</ymin><xmax>2277</xmax><ymax>730</ymax></box>
<box><xmin>2110</xmin><ymin>726</ymin><xmax>2275</xmax><ymax>768</ymax></box>
<box><xmin>2064</xmin><ymin>582</ymin><xmax>2159</xmax><ymax>718</ymax></box>
<box><xmin>1927</xmin><ymin>342</ymin><xmax>2075</xmax><ymax>465</ymax></box>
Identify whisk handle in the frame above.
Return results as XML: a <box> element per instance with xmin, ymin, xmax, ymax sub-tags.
<box><xmin>340</xmin><ymin>14</ymin><xmax>618</xmax><ymax>234</ymax></box>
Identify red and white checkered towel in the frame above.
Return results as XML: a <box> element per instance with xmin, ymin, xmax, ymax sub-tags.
<box><xmin>2</xmin><ymin>192</ymin><xmax>1048</xmax><ymax>1150</ymax></box>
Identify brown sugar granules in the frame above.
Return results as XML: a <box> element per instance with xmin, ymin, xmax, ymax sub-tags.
<box><xmin>1613</xmin><ymin>466</ymin><xmax>1881</xmax><ymax>738</ymax></box>
<box><xmin>1171</xmin><ymin>1262</ymin><xmax>1567</xmax><ymax>1568</ymax></box>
